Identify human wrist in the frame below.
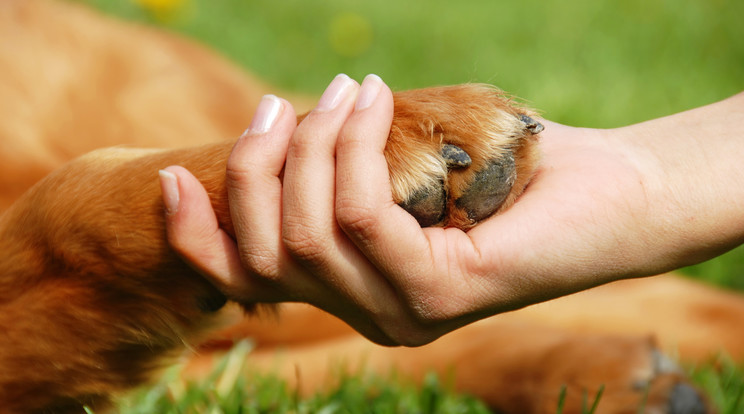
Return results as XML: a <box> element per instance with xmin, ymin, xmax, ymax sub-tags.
<box><xmin>613</xmin><ymin>93</ymin><xmax>744</xmax><ymax>272</ymax></box>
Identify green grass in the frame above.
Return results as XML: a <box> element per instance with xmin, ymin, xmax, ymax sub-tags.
<box><xmin>113</xmin><ymin>341</ymin><xmax>492</xmax><ymax>414</ymax></box>
<box><xmin>73</xmin><ymin>0</ymin><xmax>744</xmax><ymax>411</ymax></box>
<box><xmin>688</xmin><ymin>355</ymin><xmax>744</xmax><ymax>414</ymax></box>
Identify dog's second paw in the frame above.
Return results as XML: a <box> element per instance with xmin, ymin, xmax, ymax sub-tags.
<box><xmin>386</xmin><ymin>84</ymin><xmax>542</xmax><ymax>229</ymax></box>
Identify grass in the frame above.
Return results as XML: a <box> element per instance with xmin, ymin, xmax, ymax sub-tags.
<box><xmin>113</xmin><ymin>341</ymin><xmax>493</xmax><ymax>414</ymax></box>
<box><xmin>689</xmin><ymin>356</ymin><xmax>744</xmax><ymax>414</ymax></box>
<box><xmin>73</xmin><ymin>0</ymin><xmax>744</xmax><ymax>411</ymax></box>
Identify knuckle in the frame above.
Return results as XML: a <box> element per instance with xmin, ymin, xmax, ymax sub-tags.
<box><xmin>410</xmin><ymin>304</ymin><xmax>453</xmax><ymax>327</ymax></box>
<box><xmin>335</xmin><ymin>200</ymin><xmax>380</xmax><ymax>237</ymax></box>
<box><xmin>281</xmin><ymin>218</ymin><xmax>329</xmax><ymax>263</ymax></box>
<box><xmin>408</xmin><ymin>291</ymin><xmax>468</xmax><ymax>325</ymax></box>
<box><xmin>287</xmin><ymin>143</ymin><xmax>314</xmax><ymax>164</ymax></box>
<box><xmin>401</xmin><ymin>291</ymin><xmax>465</xmax><ymax>333</ymax></box>
<box><xmin>239</xmin><ymin>249</ymin><xmax>280</xmax><ymax>281</ymax></box>
<box><xmin>225</xmin><ymin>165</ymin><xmax>254</xmax><ymax>190</ymax></box>
<box><xmin>226</xmin><ymin>143</ymin><xmax>254</xmax><ymax>177</ymax></box>
<box><xmin>366</xmin><ymin>302</ymin><xmax>449</xmax><ymax>348</ymax></box>
<box><xmin>288</xmin><ymin>123</ymin><xmax>331</xmax><ymax>161</ymax></box>
<box><xmin>336</xmin><ymin>124</ymin><xmax>365</xmax><ymax>151</ymax></box>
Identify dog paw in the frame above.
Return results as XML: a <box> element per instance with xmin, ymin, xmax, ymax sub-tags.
<box><xmin>385</xmin><ymin>84</ymin><xmax>542</xmax><ymax>229</ymax></box>
<box><xmin>524</xmin><ymin>338</ymin><xmax>708</xmax><ymax>414</ymax></box>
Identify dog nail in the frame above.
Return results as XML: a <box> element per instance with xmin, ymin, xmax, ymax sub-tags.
<box><xmin>519</xmin><ymin>114</ymin><xmax>544</xmax><ymax>135</ymax></box>
<box><xmin>441</xmin><ymin>144</ymin><xmax>472</xmax><ymax>169</ymax></box>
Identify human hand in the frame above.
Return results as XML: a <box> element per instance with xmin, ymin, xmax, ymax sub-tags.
<box><xmin>161</xmin><ymin>76</ymin><xmax>744</xmax><ymax>346</ymax></box>
<box><xmin>163</xmin><ymin>74</ymin><xmax>428</xmax><ymax>345</ymax></box>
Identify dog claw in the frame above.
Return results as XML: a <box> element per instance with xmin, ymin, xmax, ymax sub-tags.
<box><xmin>455</xmin><ymin>153</ymin><xmax>516</xmax><ymax>222</ymax></box>
<box><xmin>441</xmin><ymin>144</ymin><xmax>472</xmax><ymax>169</ymax></box>
<box><xmin>519</xmin><ymin>114</ymin><xmax>544</xmax><ymax>135</ymax></box>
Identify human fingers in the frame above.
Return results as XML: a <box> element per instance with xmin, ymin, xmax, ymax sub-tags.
<box><xmin>162</xmin><ymin>88</ymin><xmax>396</xmax><ymax>343</ymax></box>
<box><xmin>280</xmin><ymin>73</ymin><xmax>359</xmax><ymax>282</ymax></box>
<box><xmin>278</xmin><ymin>75</ymin><xmax>442</xmax><ymax>344</ymax></box>
<box><xmin>223</xmin><ymin>94</ymin><xmax>303</xmax><ymax>301</ymax></box>
<box><xmin>160</xmin><ymin>161</ymin><xmax>396</xmax><ymax>345</ymax></box>
<box><xmin>214</xmin><ymin>78</ymin><xmax>394</xmax><ymax>343</ymax></box>
<box><xmin>159</xmin><ymin>165</ymin><xmax>283</xmax><ymax>301</ymax></box>
<box><xmin>280</xmin><ymin>74</ymin><xmax>390</xmax><ymax>303</ymax></box>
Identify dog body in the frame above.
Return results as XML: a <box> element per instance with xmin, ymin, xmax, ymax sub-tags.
<box><xmin>1</xmin><ymin>1</ymin><xmax>743</xmax><ymax>413</ymax></box>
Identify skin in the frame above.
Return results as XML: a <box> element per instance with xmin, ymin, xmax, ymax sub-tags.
<box><xmin>161</xmin><ymin>74</ymin><xmax>744</xmax><ymax>346</ymax></box>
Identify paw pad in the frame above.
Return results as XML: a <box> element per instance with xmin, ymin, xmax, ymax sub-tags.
<box><xmin>454</xmin><ymin>153</ymin><xmax>516</xmax><ymax>223</ymax></box>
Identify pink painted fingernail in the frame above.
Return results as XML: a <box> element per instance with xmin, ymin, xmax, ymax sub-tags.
<box><xmin>315</xmin><ymin>74</ymin><xmax>355</xmax><ymax>112</ymax></box>
<box><xmin>247</xmin><ymin>94</ymin><xmax>283</xmax><ymax>134</ymax></box>
<box><xmin>355</xmin><ymin>74</ymin><xmax>383</xmax><ymax>111</ymax></box>
<box><xmin>159</xmin><ymin>169</ymin><xmax>179</xmax><ymax>215</ymax></box>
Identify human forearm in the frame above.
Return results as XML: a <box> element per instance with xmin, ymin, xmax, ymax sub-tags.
<box><xmin>614</xmin><ymin>92</ymin><xmax>744</xmax><ymax>273</ymax></box>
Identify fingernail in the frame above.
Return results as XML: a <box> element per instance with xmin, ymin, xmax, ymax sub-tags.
<box><xmin>159</xmin><ymin>169</ymin><xmax>179</xmax><ymax>215</ymax></box>
<box><xmin>315</xmin><ymin>74</ymin><xmax>355</xmax><ymax>112</ymax></box>
<box><xmin>355</xmin><ymin>74</ymin><xmax>383</xmax><ymax>111</ymax></box>
<box><xmin>247</xmin><ymin>94</ymin><xmax>283</xmax><ymax>134</ymax></box>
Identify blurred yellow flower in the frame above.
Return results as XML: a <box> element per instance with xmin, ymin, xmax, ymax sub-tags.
<box><xmin>133</xmin><ymin>0</ymin><xmax>186</xmax><ymax>21</ymax></box>
<box><xmin>328</xmin><ymin>12</ymin><xmax>373</xmax><ymax>58</ymax></box>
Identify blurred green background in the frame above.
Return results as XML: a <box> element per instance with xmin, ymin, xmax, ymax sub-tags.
<box><xmin>79</xmin><ymin>0</ymin><xmax>744</xmax><ymax>127</ymax></box>
<box><xmin>79</xmin><ymin>0</ymin><xmax>744</xmax><ymax>290</ymax></box>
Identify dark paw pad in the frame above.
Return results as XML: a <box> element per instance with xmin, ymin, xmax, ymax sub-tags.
<box><xmin>400</xmin><ymin>144</ymin><xmax>517</xmax><ymax>227</ymax></box>
<box><xmin>398</xmin><ymin>182</ymin><xmax>446</xmax><ymax>227</ymax></box>
<box><xmin>454</xmin><ymin>153</ymin><xmax>516</xmax><ymax>222</ymax></box>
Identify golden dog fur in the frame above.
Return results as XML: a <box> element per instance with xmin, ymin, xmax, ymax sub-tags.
<box><xmin>1</xmin><ymin>1</ymin><xmax>743</xmax><ymax>413</ymax></box>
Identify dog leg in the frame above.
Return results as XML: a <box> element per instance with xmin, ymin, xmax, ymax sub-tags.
<box><xmin>0</xmin><ymin>144</ymin><xmax>236</xmax><ymax>413</ymax></box>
